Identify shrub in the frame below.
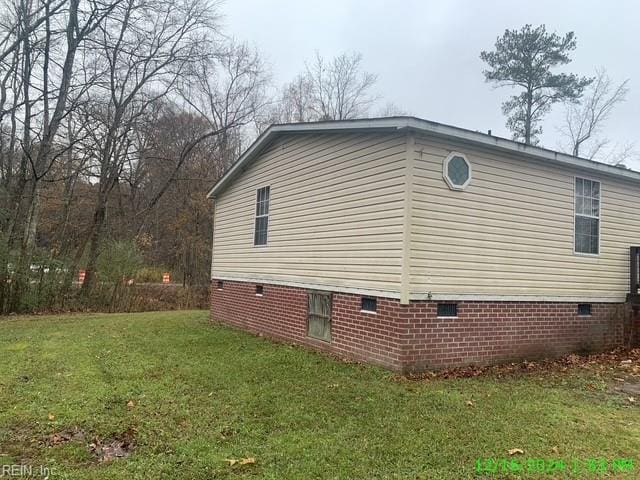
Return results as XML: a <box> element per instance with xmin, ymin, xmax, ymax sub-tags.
<box><xmin>134</xmin><ymin>266</ymin><xmax>166</xmax><ymax>283</ymax></box>
<box><xmin>97</xmin><ymin>240</ymin><xmax>144</xmax><ymax>283</ymax></box>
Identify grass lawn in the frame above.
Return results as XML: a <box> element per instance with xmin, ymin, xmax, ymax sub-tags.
<box><xmin>0</xmin><ymin>311</ymin><xmax>639</xmax><ymax>479</ymax></box>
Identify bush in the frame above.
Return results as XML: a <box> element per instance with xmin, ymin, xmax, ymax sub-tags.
<box><xmin>134</xmin><ymin>266</ymin><xmax>167</xmax><ymax>283</ymax></box>
<box><xmin>97</xmin><ymin>240</ymin><xmax>144</xmax><ymax>283</ymax></box>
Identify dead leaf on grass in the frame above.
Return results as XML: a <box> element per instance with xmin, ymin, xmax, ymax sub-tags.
<box><xmin>465</xmin><ymin>400</ymin><xmax>474</xmax><ymax>407</ymax></box>
<box><xmin>225</xmin><ymin>457</ymin><xmax>256</xmax><ymax>467</ymax></box>
<box><xmin>627</xmin><ymin>397</ymin><xmax>636</xmax><ymax>403</ymax></box>
<box><xmin>551</xmin><ymin>446</ymin><xmax>559</xmax><ymax>454</ymax></box>
<box><xmin>508</xmin><ymin>448</ymin><xmax>524</xmax><ymax>455</ymax></box>
<box><xmin>126</xmin><ymin>400</ymin><xmax>135</xmax><ymax>408</ymax></box>
<box><xmin>48</xmin><ymin>413</ymin><xmax>55</xmax><ymax>421</ymax></box>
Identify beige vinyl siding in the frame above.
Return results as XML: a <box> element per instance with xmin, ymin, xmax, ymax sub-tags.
<box><xmin>410</xmin><ymin>133</ymin><xmax>640</xmax><ymax>301</ymax></box>
<box><xmin>212</xmin><ymin>132</ymin><xmax>407</xmax><ymax>296</ymax></box>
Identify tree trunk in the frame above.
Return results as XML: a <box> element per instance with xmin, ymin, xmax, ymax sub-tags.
<box><xmin>524</xmin><ymin>88</ymin><xmax>533</xmax><ymax>145</ymax></box>
<box><xmin>81</xmin><ymin>194</ymin><xmax>108</xmax><ymax>294</ymax></box>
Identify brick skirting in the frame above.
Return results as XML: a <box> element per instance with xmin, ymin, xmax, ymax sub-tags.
<box><xmin>210</xmin><ymin>279</ymin><xmax>640</xmax><ymax>372</ymax></box>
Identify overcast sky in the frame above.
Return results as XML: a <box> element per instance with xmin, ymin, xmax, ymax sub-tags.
<box><xmin>222</xmin><ymin>0</ymin><xmax>640</xmax><ymax>169</ymax></box>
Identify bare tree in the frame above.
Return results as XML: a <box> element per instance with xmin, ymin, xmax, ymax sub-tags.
<box><xmin>306</xmin><ymin>51</ymin><xmax>378</xmax><ymax>120</ymax></box>
<box><xmin>0</xmin><ymin>0</ymin><xmax>121</xmax><ymax>312</ymax></box>
<box><xmin>77</xmin><ymin>0</ymin><xmax>219</xmax><ymax>293</ymax></box>
<box><xmin>181</xmin><ymin>40</ymin><xmax>270</xmax><ymax>162</ymax></box>
<box><xmin>560</xmin><ymin>68</ymin><xmax>629</xmax><ymax>158</ymax></box>
<box><xmin>265</xmin><ymin>51</ymin><xmax>378</xmax><ymax>126</ymax></box>
<box><xmin>601</xmin><ymin>142</ymin><xmax>639</xmax><ymax>168</ymax></box>
<box><xmin>275</xmin><ymin>74</ymin><xmax>314</xmax><ymax>123</ymax></box>
<box><xmin>376</xmin><ymin>101</ymin><xmax>409</xmax><ymax>117</ymax></box>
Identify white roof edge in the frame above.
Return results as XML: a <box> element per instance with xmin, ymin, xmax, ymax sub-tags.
<box><xmin>207</xmin><ymin>116</ymin><xmax>640</xmax><ymax>198</ymax></box>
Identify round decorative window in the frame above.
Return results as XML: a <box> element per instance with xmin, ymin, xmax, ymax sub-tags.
<box><xmin>443</xmin><ymin>152</ymin><xmax>472</xmax><ymax>190</ymax></box>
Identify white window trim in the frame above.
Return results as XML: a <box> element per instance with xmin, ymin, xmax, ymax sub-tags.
<box><xmin>573</xmin><ymin>176</ymin><xmax>601</xmax><ymax>257</ymax></box>
<box><xmin>253</xmin><ymin>185</ymin><xmax>270</xmax><ymax>247</ymax></box>
<box><xmin>442</xmin><ymin>151</ymin><xmax>472</xmax><ymax>191</ymax></box>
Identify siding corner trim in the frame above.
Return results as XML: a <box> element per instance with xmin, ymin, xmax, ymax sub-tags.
<box><xmin>400</xmin><ymin>132</ymin><xmax>416</xmax><ymax>304</ymax></box>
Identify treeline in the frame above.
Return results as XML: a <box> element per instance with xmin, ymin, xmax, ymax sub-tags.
<box><xmin>0</xmin><ymin>0</ymin><xmax>386</xmax><ymax>314</ymax></box>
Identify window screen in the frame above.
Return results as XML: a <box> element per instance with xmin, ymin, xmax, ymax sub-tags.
<box><xmin>574</xmin><ymin>178</ymin><xmax>600</xmax><ymax>255</ymax></box>
<box><xmin>254</xmin><ymin>186</ymin><xmax>270</xmax><ymax>246</ymax></box>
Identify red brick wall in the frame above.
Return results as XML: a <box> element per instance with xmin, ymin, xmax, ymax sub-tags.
<box><xmin>211</xmin><ymin>280</ymin><xmax>638</xmax><ymax>372</ymax></box>
<box><xmin>399</xmin><ymin>301</ymin><xmax>632</xmax><ymax>371</ymax></box>
<box><xmin>210</xmin><ymin>280</ymin><xmax>404</xmax><ymax>369</ymax></box>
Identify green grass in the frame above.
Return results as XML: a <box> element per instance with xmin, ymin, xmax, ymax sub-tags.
<box><xmin>0</xmin><ymin>311</ymin><xmax>638</xmax><ymax>479</ymax></box>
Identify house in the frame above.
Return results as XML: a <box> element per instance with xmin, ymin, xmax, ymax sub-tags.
<box><xmin>208</xmin><ymin>116</ymin><xmax>640</xmax><ymax>372</ymax></box>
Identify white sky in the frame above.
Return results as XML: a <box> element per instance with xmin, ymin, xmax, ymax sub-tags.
<box><xmin>222</xmin><ymin>0</ymin><xmax>640</xmax><ymax>169</ymax></box>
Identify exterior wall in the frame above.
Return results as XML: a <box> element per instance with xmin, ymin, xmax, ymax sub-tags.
<box><xmin>210</xmin><ymin>280</ymin><xmax>405</xmax><ymax>370</ymax></box>
<box><xmin>410</xmin><ymin>133</ymin><xmax>640</xmax><ymax>302</ymax></box>
<box><xmin>400</xmin><ymin>301</ymin><xmax>633</xmax><ymax>371</ymax></box>
<box><xmin>211</xmin><ymin>280</ymin><xmax>638</xmax><ymax>372</ymax></box>
<box><xmin>212</xmin><ymin>132</ymin><xmax>408</xmax><ymax>299</ymax></box>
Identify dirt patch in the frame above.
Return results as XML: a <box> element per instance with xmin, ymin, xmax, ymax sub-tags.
<box><xmin>47</xmin><ymin>426</ymin><xmax>86</xmax><ymax>446</ymax></box>
<box><xmin>46</xmin><ymin>426</ymin><xmax>136</xmax><ymax>462</ymax></box>
<box><xmin>401</xmin><ymin>348</ymin><xmax>640</xmax><ymax>381</ymax></box>
<box><xmin>89</xmin><ymin>427</ymin><xmax>136</xmax><ymax>462</ymax></box>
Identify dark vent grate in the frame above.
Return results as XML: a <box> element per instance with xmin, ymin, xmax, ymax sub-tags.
<box><xmin>361</xmin><ymin>297</ymin><xmax>377</xmax><ymax>312</ymax></box>
<box><xmin>437</xmin><ymin>303</ymin><xmax>458</xmax><ymax>317</ymax></box>
<box><xmin>578</xmin><ymin>303</ymin><xmax>592</xmax><ymax>316</ymax></box>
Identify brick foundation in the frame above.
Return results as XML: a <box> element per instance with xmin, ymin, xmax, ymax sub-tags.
<box><xmin>210</xmin><ymin>280</ymin><xmax>640</xmax><ymax>372</ymax></box>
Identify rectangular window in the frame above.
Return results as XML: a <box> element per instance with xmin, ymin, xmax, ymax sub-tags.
<box><xmin>574</xmin><ymin>178</ymin><xmax>600</xmax><ymax>255</ymax></box>
<box><xmin>437</xmin><ymin>303</ymin><xmax>458</xmax><ymax>317</ymax></box>
<box><xmin>254</xmin><ymin>186</ymin><xmax>270</xmax><ymax>246</ymax></box>
<box><xmin>256</xmin><ymin>285</ymin><xmax>264</xmax><ymax>296</ymax></box>
<box><xmin>217</xmin><ymin>280</ymin><xmax>224</xmax><ymax>290</ymax></box>
<box><xmin>578</xmin><ymin>303</ymin><xmax>592</xmax><ymax>316</ymax></box>
<box><xmin>361</xmin><ymin>296</ymin><xmax>377</xmax><ymax>313</ymax></box>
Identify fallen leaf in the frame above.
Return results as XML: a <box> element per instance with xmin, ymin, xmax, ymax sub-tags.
<box><xmin>48</xmin><ymin>413</ymin><xmax>55</xmax><ymax>421</ymax></box>
<box><xmin>508</xmin><ymin>448</ymin><xmax>524</xmax><ymax>455</ymax></box>
<box><xmin>126</xmin><ymin>400</ymin><xmax>135</xmax><ymax>408</ymax></box>
<box><xmin>627</xmin><ymin>397</ymin><xmax>636</xmax><ymax>403</ymax></box>
<box><xmin>225</xmin><ymin>457</ymin><xmax>255</xmax><ymax>467</ymax></box>
<box><xmin>551</xmin><ymin>446</ymin><xmax>559</xmax><ymax>454</ymax></box>
<box><xmin>465</xmin><ymin>400</ymin><xmax>474</xmax><ymax>407</ymax></box>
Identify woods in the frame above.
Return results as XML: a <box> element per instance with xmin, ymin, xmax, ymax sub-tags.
<box><xmin>0</xmin><ymin>0</ymin><xmax>268</xmax><ymax>313</ymax></box>
<box><xmin>0</xmin><ymin>0</ymin><xmax>386</xmax><ymax>314</ymax></box>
